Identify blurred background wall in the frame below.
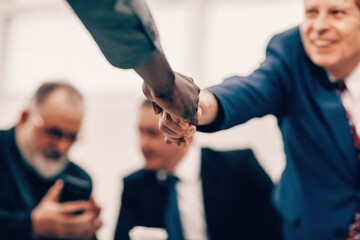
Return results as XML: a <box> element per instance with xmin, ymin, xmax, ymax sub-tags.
<box><xmin>0</xmin><ymin>0</ymin><xmax>303</xmax><ymax>239</ymax></box>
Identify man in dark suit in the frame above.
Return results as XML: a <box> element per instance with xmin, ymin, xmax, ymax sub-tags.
<box><xmin>158</xmin><ymin>0</ymin><xmax>360</xmax><ymax>239</ymax></box>
<box><xmin>0</xmin><ymin>81</ymin><xmax>101</xmax><ymax>240</ymax></box>
<box><xmin>114</xmin><ymin>100</ymin><xmax>282</xmax><ymax>240</ymax></box>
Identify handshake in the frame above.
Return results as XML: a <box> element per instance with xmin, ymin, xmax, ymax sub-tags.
<box><xmin>142</xmin><ymin>69</ymin><xmax>217</xmax><ymax>148</ymax></box>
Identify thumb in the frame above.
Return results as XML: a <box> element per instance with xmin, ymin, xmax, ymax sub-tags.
<box><xmin>42</xmin><ymin>179</ymin><xmax>63</xmax><ymax>202</ymax></box>
<box><xmin>189</xmin><ymin>107</ymin><xmax>198</xmax><ymax>126</ymax></box>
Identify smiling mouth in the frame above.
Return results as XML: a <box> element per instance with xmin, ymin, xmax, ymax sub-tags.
<box><xmin>311</xmin><ymin>39</ymin><xmax>337</xmax><ymax>47</ymax></box>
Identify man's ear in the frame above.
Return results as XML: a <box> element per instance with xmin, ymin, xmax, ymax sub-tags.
<box><xmin>19</xmin><ymin>110</ymin><xmax>30</xmax><ymax>125</ymax></box>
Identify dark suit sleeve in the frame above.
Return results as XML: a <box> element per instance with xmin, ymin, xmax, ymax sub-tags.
<box><xmin>0</xmin><ymin>210</ymin><xmax>33</xmax><ymax>240</ymax></box>
<box><xmin>114</xmin><ymin>178</ymin><xmax>137</xmax><ymax>240</ymax></box>
<box><xmin>198</xmin><ymin>29</ymin><xmax>299</xmax><ymax>133</ymax></box>
<box><xmin>66</xmin><ymin>0</ymin><xmax>155</xmax><ymax>69</ymax></box>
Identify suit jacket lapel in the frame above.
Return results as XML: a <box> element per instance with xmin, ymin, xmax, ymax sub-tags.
<box><xmin>312</xmin><ymin>68</ymin><xmax>357</xmax><ymax>169</ymax></box>
<box><xmin>140</xmin><ymin>171</ymin><xmax>167</xmax><ymax>227</ymax></box>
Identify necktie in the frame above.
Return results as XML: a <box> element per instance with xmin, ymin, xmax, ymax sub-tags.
<box><xmin>163</xmin><ymin>174</ymin><xmax>185</xmax><ymax>240</ymax></box>
<box><xmin>336</xmin><ymin>81</ymin><xmax>360</xmax><ymax>158</ymax></box>
<box><xmin>336</xmin><ymin>81</ymin><xmax>360</xmax><ymax>240</ymax></box>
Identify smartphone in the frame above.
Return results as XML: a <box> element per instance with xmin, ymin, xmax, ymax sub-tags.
<box><xmin>59</xmin><ymin>174</ymin><xmax>92</xmax><ymax>202</ymax></box>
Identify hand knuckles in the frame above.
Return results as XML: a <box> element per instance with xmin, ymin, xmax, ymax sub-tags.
<box><xmin>159</xmin><ymin>123</ymin><xmax>167</xmax><ymax>132</ymax></box>
<box><xmin>162</xmin><ymin>117</ymin><xmax>171</xmax><ymax>126</ymax></box>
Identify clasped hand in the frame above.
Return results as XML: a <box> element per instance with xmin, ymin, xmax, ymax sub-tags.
<box><xmin>142</xmin><ymin>71</ymin><xmax>200</xmax><ymax>126</ymax></box>
<box><xmin>157</xmin><ymin>90</ymin><xmax>217</xmax><ymax>147</ymax></box>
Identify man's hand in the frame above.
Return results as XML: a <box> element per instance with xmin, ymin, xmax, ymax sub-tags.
<box><xmin>142</xmin><ymin>71</ymin><xmax>200</xmax><ymax>125</ymax></box>
<box><xmin>159</xmin><ymin>112</ymin><xmax>197</xmax><ymax>148</ymax></box>
<box><xmin>31</xmin><ymin>180</ymin><xmax>102</xmax><ymax>240</ymax></box>
<box><xmin>158</xmin><ymin>90</ymin><xmax>219</xmax><ymax>147</ymax></box>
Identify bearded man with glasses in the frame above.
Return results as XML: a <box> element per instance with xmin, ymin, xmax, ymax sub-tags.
<box><xmin>0</xmin><ymin>81</ymin><xmax>101</xmax><ymax>240</ymax></box>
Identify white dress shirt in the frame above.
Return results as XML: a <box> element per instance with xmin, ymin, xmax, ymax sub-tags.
<box><xmin>157</xmin><ymin>144</ymin><xmax>208</xmax><ymax>240</ymax></box>
<box><xmin>329</xmin><ymin>63</ymin><xmax>360</xmax><ymax>132</ymax></box>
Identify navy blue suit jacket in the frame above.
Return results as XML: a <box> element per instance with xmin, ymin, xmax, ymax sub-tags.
<box><xmin>0</xmin><ymin>128</ymin><xmax>93</xmax><ymax>240</ymax></box>
<box><xmin>199</xmin><ymin>27</ymin><xmax>358</xmax><ymax>240</ymax></box>
<box><xmin>114</xmin><ymin>148</ymin><xmax>282</xmax><ymax>240</ymax></box>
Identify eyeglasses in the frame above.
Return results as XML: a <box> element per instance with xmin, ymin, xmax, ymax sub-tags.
<box><xmin>32</xmin><ymin>111</ymin><xmax>79</xmax><ymax>143</ymax></box>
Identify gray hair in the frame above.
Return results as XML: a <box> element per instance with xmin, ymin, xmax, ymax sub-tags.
<box><xmin>31</xmin><ymin>81</ymin><xmax>83</xmax><ymax>107</ymax></box>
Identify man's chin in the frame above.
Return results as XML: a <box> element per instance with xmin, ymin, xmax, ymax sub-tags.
<box><xmin>144</xmin><ymin>161</ymin><xmax>162</xmax><ymax>171</ymax></box>
<box><xmin>43</xmin><ymin>157</ymin><xmax>63</xmax><ymax>164</ymax></box>
<box><xmin>28</xmin><ymin>155</ymin><xmax>68</xmax><ymax>180</ymax></box>
<box><xmin>145</xmin><ymin>165</ymin><xmax>158</xmax><ymax>171</ymax></box>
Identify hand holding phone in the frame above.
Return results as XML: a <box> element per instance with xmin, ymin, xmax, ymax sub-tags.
<box><xmin>59</xmin><ymin>174</ymin><xmax>92</xmax><ymax>202</ymax></box>
<box><xmin>32</xmin><ymin>179</ymin><xmax>99</xmax><ymax>239</ymax></box>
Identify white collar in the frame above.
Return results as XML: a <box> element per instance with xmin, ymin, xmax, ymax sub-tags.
<box><xmin>173</xmin><ymin>143</ymin><xmax>201</xmax><ymax>183</ymax></box>
<box><xmin>156</xmin><ymin>143</ymin><xmax>201</xmax><ymax>184</ymax></box>
<box><xmin>344</xmin><ymin>62</ymin><xmax>360</xmax><ymax>101</ymax></box>
<box><xmin>327</xmin><ymin>62</ymin><xmax>360</xmax><ymax>100</ymax></box>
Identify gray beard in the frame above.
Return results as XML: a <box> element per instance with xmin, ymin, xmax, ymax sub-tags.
<box><xmin>23</xmin><ymin>152</ymin><xmax>68</xmax><ymax>180</ymax></box>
